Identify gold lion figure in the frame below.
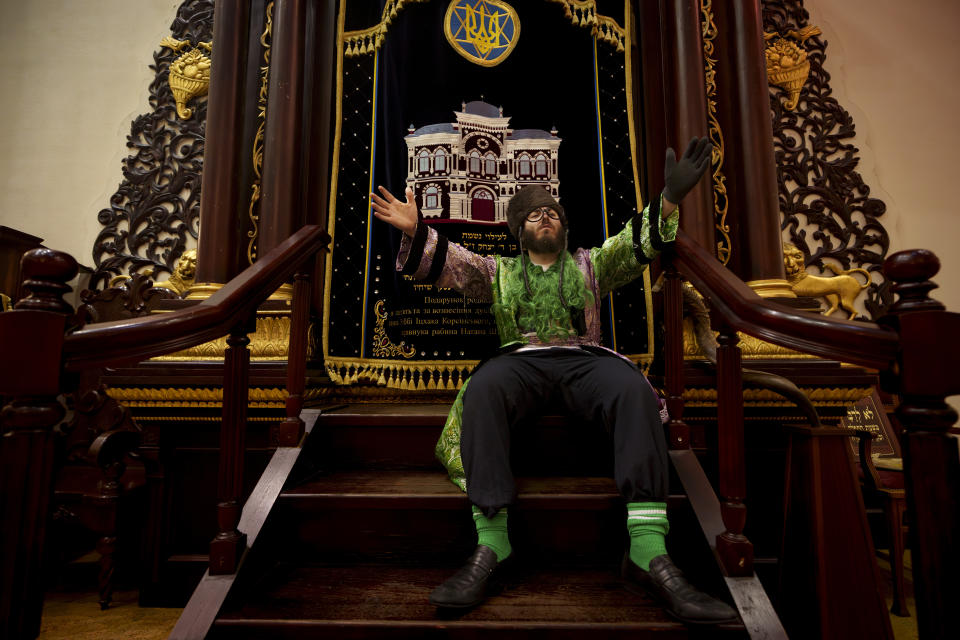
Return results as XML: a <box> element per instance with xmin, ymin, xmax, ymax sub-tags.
<box><xmin>154</xmin><ymin>249</ymin><xmax>198</xmax><ymax>296</ymax></box>
<box><xmin>783</xmin><ymin>243</ymin><xmax>870</xmax><ymax>319</ymax></box>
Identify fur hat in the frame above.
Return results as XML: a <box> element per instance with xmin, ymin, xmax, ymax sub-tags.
<box><xmin>506</xmin><ymin>185</ymin><xmax>567</xmax><ymax>239</ymax></box>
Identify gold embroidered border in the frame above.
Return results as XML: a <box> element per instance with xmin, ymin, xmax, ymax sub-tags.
<box><xmin>700</xmin><ymin>0</ymin><xmax>731</xmax><ymax>265</ymax></box>
<box><xmin>247</xmin><ymin>1</ymin><xmax>274</xmax><ymax>264</ymax></box>
<box><xmin>371</xmin><ymin>300</ymin><xmax>416</xmax><ymax>359</ymax></box>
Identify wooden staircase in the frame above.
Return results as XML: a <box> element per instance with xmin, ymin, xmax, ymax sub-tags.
<box><xmin>202</xmin><ymin>403</ymin><xmax>747</xmax><ymax>638</ymax></box>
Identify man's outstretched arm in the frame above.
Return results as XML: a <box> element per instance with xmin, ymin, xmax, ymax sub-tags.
<box><xmin>371</xmin><ymin>185</ymin><xmax>496</xmax><ymax>300</ymax></box>
<box><xmin>371</xmin><ymin>185</ymin><xmax>419</xmax><ymax>236</ymax></box>
<box><xmin>592</xmin><ymin>137</ymin><xmax>712</xmax><ymax>296</ymax></box>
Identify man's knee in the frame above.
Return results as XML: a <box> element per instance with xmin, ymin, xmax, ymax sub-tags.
<box><xmin>464</xmin><ymin>356</ymin><xmax>524</xmax><ymax>400</ymax></box>
<box><xmin>599</xmin><ymin>360</ymin><xmax>657</xmax><ymax>405</ymax></box>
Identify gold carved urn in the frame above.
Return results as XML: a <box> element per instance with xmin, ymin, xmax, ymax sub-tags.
<box><xmin>161</xmin><ymin>37</ymin><xmax>212</xmax><ymax>120</ymax></box>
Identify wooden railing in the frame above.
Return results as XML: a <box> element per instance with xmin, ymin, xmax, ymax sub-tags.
<box><xmin>0</xmin><ymin>224</ymin><xmax>328</xmax><ymax>640</ymax></box>
<box><xmin>662</xmin><ymin>229</ymin><xmax>959</xmax><ymax>639</ymax></box>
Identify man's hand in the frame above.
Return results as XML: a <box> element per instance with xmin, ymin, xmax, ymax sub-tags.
<box><xmin>371</xmin><ymin>185</ymin><xmax>419</xmax><ymax>237</ymax></box>
<box><xmin>662</xmin><ymin>136</ymin><xmax>712</xmax><ymax>216</ymax></box>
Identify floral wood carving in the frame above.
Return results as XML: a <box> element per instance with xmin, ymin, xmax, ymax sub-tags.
<box><xmin>76</xmin><ymin>273</ymin><xmax>179</xmax><ymax>326</ymax></box>
<box><xmin>90</xmin><ymin>0</ymin><xmax>215</xmax><ymax>290</ymax></box>
<box><xmin>762</xmin><ymin>0</ymin><xmax>892</xmax><ymax>319</ymax></box>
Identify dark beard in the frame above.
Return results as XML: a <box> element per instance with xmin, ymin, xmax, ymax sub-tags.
<box><xmin>522</xmin><ymin>224</ymin><xmax>564</xmax><ymax>255</ymax></box>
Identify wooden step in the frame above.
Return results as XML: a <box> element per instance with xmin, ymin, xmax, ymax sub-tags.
<box><xmin>268</xmin><ymin>471</ymin><xmax>688</xmax><ymax>565</ymax></box>
<box><xmin>313</xmin><ymin>403</ymin><xmax>628</xmax><ymax>476</ymax></box>
<box><xmin>212</xmin><ymin>563</ymin><xmax>744</xmax><ymax>639</ymax></box>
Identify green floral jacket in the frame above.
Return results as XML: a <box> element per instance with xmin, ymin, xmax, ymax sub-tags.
<box><xmin>396</xmin><ymin>196</ymin><xmax>679</xmax><ymax>490</ymax></box>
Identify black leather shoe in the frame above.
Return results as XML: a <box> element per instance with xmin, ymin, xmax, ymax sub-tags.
<box><xmin>622</xmin><ymin>553</ymin><xmax>739</xmax><ymax>625</ymax></box>
<box><xmin>429</xmin><ymin>545</ymin><xmax>507</xmax><ymax>609</ymax></box>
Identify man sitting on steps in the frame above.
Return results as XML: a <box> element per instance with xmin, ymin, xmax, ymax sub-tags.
<box><xmin>371</xmin><ymin>137</ymin><xmax>737</xmax><ymax>625</ymax></box>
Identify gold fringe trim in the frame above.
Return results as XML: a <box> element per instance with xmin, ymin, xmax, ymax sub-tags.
<box><xmin>343</xmin><ymin>0</ymin><xmax>431</xmax><ymax>57</ymax></box>
<box><xmin>325</xmin><ymin>351</ymin><xmax>649</xmax><ymax>390</ymax></box>
<box><xmin>325</xmin><ymin>358</ymin><xmax>479</xmax><ymax>391</ymax></box>
<box><xmin>343</xmin><ymin>0</ymin><xmax>625</xmax><ymax>57</ymax></box>
<box><xmin>546</xmin><ymin>0</ymin><xmax>624</xmax><ymax>50</ymax></box>
<box><xmin>104</xmin><ymin>386</ymin><xmax>323</xmax><ymax>409</ymax></box>
<box><xmin>683</xmin><ymin>386</ymin><xmax>872</xmax><ymax>407</ymax></box>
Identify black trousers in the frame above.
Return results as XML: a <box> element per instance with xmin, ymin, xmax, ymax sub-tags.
<box><xmin>461</xmin><ymin>348</ymin><xmax>669</xmax><ymax>517</ymax></box>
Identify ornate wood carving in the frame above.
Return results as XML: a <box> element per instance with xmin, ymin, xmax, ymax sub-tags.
<box><xmin>762</xmin><ymin>1</ymin><xmax>892</xmax><ymax>319</ymax></box>
<box><xmin>90</xmin><ymin>0</ymin><xmax>215</xmax><ymax>290</ymax></box>
<box><xmin>700</xmin><ymin>0</ymin><xmax>732</xmax><ymax>265</ymax></box>
<box><xmin>76</xmin><ymin>273</ymin><xmax>179</xmax><ymax>326</ymax></box>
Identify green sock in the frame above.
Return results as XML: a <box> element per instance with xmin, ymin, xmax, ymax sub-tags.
<box><xmin>472</xmin><ymin>505</ymin><xmax>512</xmax><ymax>562</ymax></box>
<box><xmin>627</xmin><ymin>501</ymin><xmax>669</xmax><ymax>570</ymax></box>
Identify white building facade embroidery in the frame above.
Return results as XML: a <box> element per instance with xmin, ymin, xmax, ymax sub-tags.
<box><xmin>404</xmin><ymin>101</ymin><xmax>562</xmax><ymax>224</ymax></box>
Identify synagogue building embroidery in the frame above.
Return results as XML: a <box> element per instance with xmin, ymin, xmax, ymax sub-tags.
<box><xmin>404</xmin><ymin>100</ymin><xmax>562</xmax><ymax>224</ymax></box>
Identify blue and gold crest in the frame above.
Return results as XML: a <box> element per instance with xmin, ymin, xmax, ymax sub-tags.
<box><xmin>444</xmin><ymin>0</ymin><xmax>520</xmax><ymax>67</ymax></box>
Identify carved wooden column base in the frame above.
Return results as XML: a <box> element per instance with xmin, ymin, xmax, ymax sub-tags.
<box><xmin>210</xmin><ymin>500</ymin><xmax>247</xmax><ymax>575</ymax></box>
<box><xmin>0</xmin><ymin>398</ymin><xmax>64</xmax><ymax>640</ymax></box>
<box><xmin>210</xmin><ymin>325</ymin><xmax>252</xmax><ymax>575</ymax></box>
<box><xmin>714</xmin><ymin>328</ymin><xmax>752</xmax><ymax>575</ymax></box>
<box><xmin>717</xmin><ymin>501</ymin><xmax>753</xmax><ymax>576</ymax></box>
<box><xmin>95</xmin><ymin>535</ymin><xmax>117</xmax><ymax>610</ymax></box>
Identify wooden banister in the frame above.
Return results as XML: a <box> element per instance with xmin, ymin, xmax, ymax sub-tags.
<box><xmin>670</xmin><ymin>230</ymin><xmax>899</xmax><ymax>369</ymax></box>
<box><xmin>0</xmin><ymin>223</ymin><xmax>328</xmax><ymax>638</ymax></box>
<box><xmin>664</xmin><ymin>230</ymin><xmax>958</xmax><ymax>639</ymax></box>
<box><xmin>62</xmin><ymin>224</ymin><xmax>327</xmax><ymax>371</ymax></box>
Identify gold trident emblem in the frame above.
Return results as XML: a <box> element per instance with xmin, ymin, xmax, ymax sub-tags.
<box><xmin>463</xmin><ymin>3</ymin><xmax>504</xmax><ymax>56</ymax></box>
<box><xmin>445</xmin><ymin>0</ymin><xmax>520</xmax><ymax>67</ymax></box>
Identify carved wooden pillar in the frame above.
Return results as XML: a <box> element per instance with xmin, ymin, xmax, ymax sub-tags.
<box><xmin>631</xmin><ymin>0</ymin><xmax>665</xmax><ymax>203</ymax></box>
<box><xmin>662</xmin><ymin>266</ymin><xmax>690</xmax><ymax>449</ymax></box>
<box><xmin>657</xmin><ymin>0</ymin><xmax>714</xmax><ymax>251</ymax></box>
<box><xmin>193</xmin><ymin>0</ymin><xmax>253</xmax><ymax>288</ymax></box>
<box><xmin>713</xmin><ymin>324</ymin><xmax>753</xmax><ymax>576</ymax></box>
<box><xmin>259</xmin><ymin>0</ymin><xmax>308</xmax><ymax>254</ymax></box>
<box><xmin>209</xmin><ymin>318</ymin><xmax>254</xmax><ymax>574</ymax></box>
<box><xmin>881</xmin><ymin>249</ymin><xmax>960</xmax><ymax>640</ymax></box>
<box><xmin>711</xmin><ymin>0</ymin><xmax>793</xmax><ymax>297</ymax></box>
<box><xmin>303</xmin><ymin>1</ymin><xmax>337</xmax><ymax>315</ymax></box>
<box><xmin>0</xmin><ymin>249</ymin><xmax>77</xmax><ymax>639</ymax></box>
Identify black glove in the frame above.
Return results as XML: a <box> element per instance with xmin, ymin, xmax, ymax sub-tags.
<box><xmin>662</xmin><ymin>136</ymin><xmax>712</xmax><ymax>204</ymax></box>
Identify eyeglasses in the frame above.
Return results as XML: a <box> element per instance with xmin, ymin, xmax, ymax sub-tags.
<box><xmin>526</xmin><ymin>207</ymin><xmax>560</xmax><ymax>223</ymax></box>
